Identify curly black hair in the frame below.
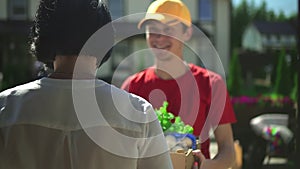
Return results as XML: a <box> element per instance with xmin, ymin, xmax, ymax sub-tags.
<box><xmin>29</xmin><ymin>0</ymin><xmax>114</xmax><ymax>68</ymax></box>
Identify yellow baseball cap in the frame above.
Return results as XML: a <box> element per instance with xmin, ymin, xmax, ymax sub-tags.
<box><xmin>138</xmin><ymin>0</ymin><xmax>192</xmax><ymax>29</ymax></box>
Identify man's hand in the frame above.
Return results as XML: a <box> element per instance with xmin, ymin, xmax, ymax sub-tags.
<box><xmin>193</xmin><ymin>149</ymin><xmax>224</xmax><ymax>169</ymax></box>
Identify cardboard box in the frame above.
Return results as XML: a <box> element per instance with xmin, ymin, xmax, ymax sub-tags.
<box><xmin>170</xmin><ymin>149</ymin><xmax>195</xmax><ymax>169</ymax></box>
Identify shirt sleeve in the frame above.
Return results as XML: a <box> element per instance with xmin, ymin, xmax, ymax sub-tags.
<box><xmin>219</xmin><ymin>91</ymin><xmax>237</xmax><ymax>124</ymax></box>
<box><xmin>199</xmin><ymin>73</ymin><xmax>236</xmax><ymax>142</ymax></box>
<box><xmin>210</xmin><ymin>74</ymin><xmax>236</xmax><ymax>125</ymax></box>
<box><xmin>120</xmin><ymin>76</ymin><xmax>132</xmax><ymax>91</ymax></box>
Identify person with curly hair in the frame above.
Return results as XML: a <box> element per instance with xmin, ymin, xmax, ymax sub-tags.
<box><xmin>0</xmin><ymin>0</ymin><xmax>173</xmax><ymax>168</ymax></box>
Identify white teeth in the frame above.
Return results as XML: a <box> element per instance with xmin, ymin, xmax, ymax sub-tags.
<box><xmin>154</xmin><ymin>44</ymin><xmax>169</xmax><ymax>49</ymax></box>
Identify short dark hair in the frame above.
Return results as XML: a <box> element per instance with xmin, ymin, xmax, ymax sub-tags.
<box><xmin>29</xmin><ymin>0</ymin><xmax>114</xmax><ymax>68</ymax></box>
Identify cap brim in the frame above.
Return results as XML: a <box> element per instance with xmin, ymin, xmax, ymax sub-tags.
<box><xmin>137</xmin><ymin>13</ymin><xmax>182</xmax><ymax>29</ymax></box>
<box><xmin>138</xmin><ymin>13</ymin><xmax>191</xmax><ymax>29</ymax></box>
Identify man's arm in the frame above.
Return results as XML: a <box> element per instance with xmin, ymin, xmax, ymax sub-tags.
<box><xmin>212</xmin><ymin>124</ymin><xmax>235</xmax><ymax>167</ymax></box>
<box><xmin>196</xmin><ymin>124</ymin><xmax>235</xmax><ymax>169</ymax></box>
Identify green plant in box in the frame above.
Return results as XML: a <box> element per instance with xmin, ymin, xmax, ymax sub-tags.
<box><xmin>155</xmin><ymin>101</ymin><xmax>194</xmax><ymax>134</ymax></box>
<box><xmin>155</xmin><ymin>101</ymin><xmax>174</xmax><ymax>131</ymax></box>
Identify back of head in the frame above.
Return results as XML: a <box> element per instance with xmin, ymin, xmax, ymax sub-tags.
<box><xmin>29</xmin><ymin>0</ymin><xmax>114</xmax><ymax>68</ymax></box>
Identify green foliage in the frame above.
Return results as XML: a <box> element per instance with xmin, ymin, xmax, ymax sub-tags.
<box><xmin>228</xmin><ymin>49</ymin><xmax>243</xmax><ymax>96</ymax></box>
<box><xmin>277</xmin><ymin>11</ymin><xmax>287</xmax><ymax>21</ymax></box>
<box><xmin>231</xmin><ymin>0</ymin><xmax>254</xmax><ymax>47</ymax></box>
<box><xmin>253</xmin><ymin>0</ymin><xmax>268</xmax><ymax>20</ymax></box>
<box><xmin>274</xmin><ymin>49</ymin><xmax>293</xmax><ymax>95</ymax></box>
<box><xmin>155</xmin><ymin>101</ymin><xmax>194</xmax><ymax>134</ymax></box>
<box><xmin>0</xmin><ymin>36</ymin><xmax>33</xmax><ymax>91</ymax></box>
<box><xmin>230</xmin><ymin>1</ymin><xmax>298</xmax><ymax>106</ymax></box>
<box><xmin>167</xmin><ymin>116</ymin><xmax>194</xmax><ymax>134</ymax></box>
<box><xmin>290</xmin><ymin>73</ymin><xmax>298</xmax><ymax>102</ymax></box>
<box><xmin>155</xmin><ymin>101</ymin><xmax>174</xmax><ymax>131</ymax></box>
<box><xmin>231</xmin><ymin>0</ymin><xmax>290</xmax><ymax>48</ymax></box>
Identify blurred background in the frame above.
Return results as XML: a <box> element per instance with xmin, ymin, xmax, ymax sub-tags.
<box><xmin>0</xmin><ymin>0</ymin><xmax>299</xmax><ymax>168</ymax></box>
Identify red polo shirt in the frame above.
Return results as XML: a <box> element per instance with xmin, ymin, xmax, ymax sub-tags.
<box><xmin>121</xmin><ymin>64</ymin><xmax>236</xmax><ymax>158</ymax></box>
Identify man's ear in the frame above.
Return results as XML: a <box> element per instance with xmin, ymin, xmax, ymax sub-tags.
<box><xmin>183</xmin><ymin>26</ymin><xmax>193</xmax><ymax>41</ymax></box>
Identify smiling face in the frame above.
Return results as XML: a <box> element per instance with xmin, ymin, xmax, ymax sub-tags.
<box><xmin>145</xmin><ymin>20</ymin><xmax>192</xmax><ymax>61</ymax></box>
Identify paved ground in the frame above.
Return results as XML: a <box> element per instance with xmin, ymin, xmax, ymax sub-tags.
<box><xmin>209</xmin><ymin>138</ymin><xmax>289</xmax><ymax>169</ymax></box>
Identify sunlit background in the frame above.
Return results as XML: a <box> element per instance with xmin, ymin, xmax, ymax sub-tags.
<box><xmin>0</xmin><ymin>0</ymin><xmax>298</xmax><ymax>168</ymax></box>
